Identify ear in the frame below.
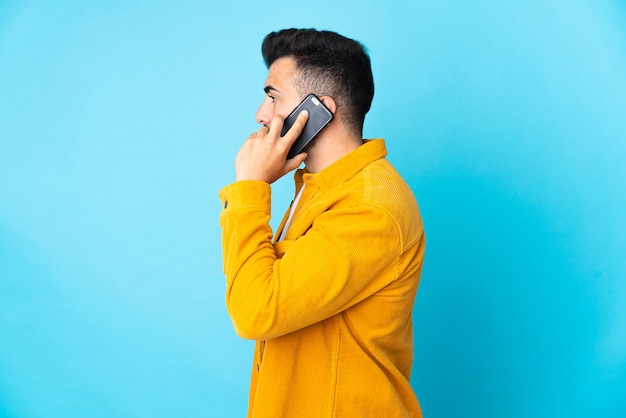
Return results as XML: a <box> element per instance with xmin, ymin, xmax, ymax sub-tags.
<box><xmin>319</xmin><ymin>96</ymin><xmax>337</xmax><ymax>114</ymax></box>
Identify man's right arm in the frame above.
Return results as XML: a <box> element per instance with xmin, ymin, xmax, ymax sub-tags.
<box><xmin>219</xmin><ymin>182</ymin><xmax>419</xmax><ymax>340</ymax></box>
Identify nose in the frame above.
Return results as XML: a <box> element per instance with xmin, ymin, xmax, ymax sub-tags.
<box><xmin>255</xmin><ymin>98</ymin><xmax>272</xmax><ymax>126</ymax></box>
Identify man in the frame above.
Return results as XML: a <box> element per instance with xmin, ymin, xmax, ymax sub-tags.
<box><xmin>219</xmin><ymin>28</ymin><xmax>425</xmax><ymax>417</ymax></box>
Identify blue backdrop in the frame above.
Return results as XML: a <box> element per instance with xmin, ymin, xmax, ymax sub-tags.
<box><xmin>1</xmin><ymin>1</ymin><xmax>624</xmax><ymax>417</ymax></box>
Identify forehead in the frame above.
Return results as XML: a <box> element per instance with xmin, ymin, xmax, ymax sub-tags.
<box><xmin>265</xmin><ymin>57</ymin><xmax>298</xmax><ymax>91</ymax></box>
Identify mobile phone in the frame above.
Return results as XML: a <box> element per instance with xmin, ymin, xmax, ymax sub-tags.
<box><xmin>281</xmin><ymin>94</ymin><xmax>334</xmax><ymax>159</ymax></box>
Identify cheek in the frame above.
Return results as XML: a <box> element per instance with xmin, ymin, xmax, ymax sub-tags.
<box><xmin>277</xmin><ymin>105</ymin><xmax>291</xmax><ymax>119</ymax></box>
<box><xmin>278</xmin><ymin>99</ymin><xmax>301</xmax><ymax>119</ymax></box>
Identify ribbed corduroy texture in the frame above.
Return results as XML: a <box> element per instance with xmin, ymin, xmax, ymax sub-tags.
<box><xmin>219</xmin><ymin>139</ymin><xmax>425</xmax><ymax>417</ymax></box>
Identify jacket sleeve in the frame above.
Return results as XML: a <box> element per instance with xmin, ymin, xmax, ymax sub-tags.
<box><xmin>219</xmin><ymin>180</ymin><xmax>417</xmax><ymax>340</ymax></box>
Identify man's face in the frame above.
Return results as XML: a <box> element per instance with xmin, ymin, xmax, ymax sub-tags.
<box><xmin>255</xmin><ymin>57</ymin><xmax>302</xmax><ymax>128</ymax></box>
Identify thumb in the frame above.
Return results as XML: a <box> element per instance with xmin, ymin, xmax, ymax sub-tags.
<box><xmin>284</xmin><ymin>152</ymin><xmax>308</xmax><ymax>172</ymax></box>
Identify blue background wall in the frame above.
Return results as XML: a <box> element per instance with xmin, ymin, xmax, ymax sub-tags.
<box><xmin>1</xmin><ymin>1</ymin><xmax>624</xmax><ymax>417</ymax></box>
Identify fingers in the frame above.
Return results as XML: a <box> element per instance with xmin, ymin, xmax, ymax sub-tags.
<box><xmin>235</xmin><ymin>110</ymin><xmax>309</xmax><ymax>183</ymax></box>
<box><xmin>285</xmin><ymin>152</ymin><xmax>307</xmax><ymax>171</ymax></box>
<box><xmin>289</xmin><ymin>110</ymin><xmax>309</xmax><ymax>138</ymax></box>
<box><xmin>270</xmin><ymin>110</ymin><xmax>309</xmax><ymax>142</ymax></box>
<box><xmin>253</xmin><ymin>124</ymin><xmax>269</xmax><ymax>137</ymax></box>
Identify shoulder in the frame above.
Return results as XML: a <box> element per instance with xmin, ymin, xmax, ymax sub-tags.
<box><xmin>360</xmin><ymin>159</ymin><xmax>423</xmax><ymax>249</ymax></box>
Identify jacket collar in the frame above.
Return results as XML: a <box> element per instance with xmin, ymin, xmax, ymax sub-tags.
<box><xmin>294</xmin><ymin>139</ymin><xmax>388</xmax><ymax>191</ymax></box>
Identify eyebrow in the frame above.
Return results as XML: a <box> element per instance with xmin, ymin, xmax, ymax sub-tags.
<box><xmin>264</xmin><ymin>85</ymin><xmax>280</xmax><ymax>94</ymax></box>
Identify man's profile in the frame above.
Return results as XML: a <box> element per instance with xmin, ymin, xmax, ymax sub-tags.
<box><xmin>219</xmin><ymin>28</ymin><xmax>425</xmax><ymax>417</ymax></box>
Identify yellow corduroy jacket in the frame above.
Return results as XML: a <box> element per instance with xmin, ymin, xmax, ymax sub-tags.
<box><xmin>219</xmin><ymin>139</ymin><xmax>425</xmax><ymax>417</ymax></box>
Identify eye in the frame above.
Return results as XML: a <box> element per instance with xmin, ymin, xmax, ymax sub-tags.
<box><xmin>268</xmin><ymin>95</ymin><xmax>277</xmax><ymax>103</ymax></box>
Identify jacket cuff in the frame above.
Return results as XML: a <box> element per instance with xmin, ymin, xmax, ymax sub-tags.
<box><xmin>218</xmin><ymin>180</ymin><xmax>271</xmax><ymax>213</ymax></box>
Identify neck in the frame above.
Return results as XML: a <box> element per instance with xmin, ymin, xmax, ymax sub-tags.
<box><xmin>303</xmin><ymin>124</ymin><xmax>363</xmax><ymax>173</ymax></box>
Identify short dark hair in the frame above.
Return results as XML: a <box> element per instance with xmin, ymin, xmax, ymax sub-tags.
<box><xmin>262</xmin><ymin>28</ymin><xmax>374</xmax><ymax>136</ymax></box>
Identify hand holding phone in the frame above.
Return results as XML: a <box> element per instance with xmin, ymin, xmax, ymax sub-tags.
<box><xmin>235</xmin><ymin>105</ymin><xmax>309</xmax><ymax>183</ymax></box>
<box><xmin>281</xmin><ymin>94</ymin><xmax>334</xmax><ymax>159</ymax></box>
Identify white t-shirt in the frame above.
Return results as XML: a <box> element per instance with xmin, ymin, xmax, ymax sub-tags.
<box><xmin>278</xmin><ymin>184</ymin><xmax>305</xmax><ymax>241</ymax></box>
